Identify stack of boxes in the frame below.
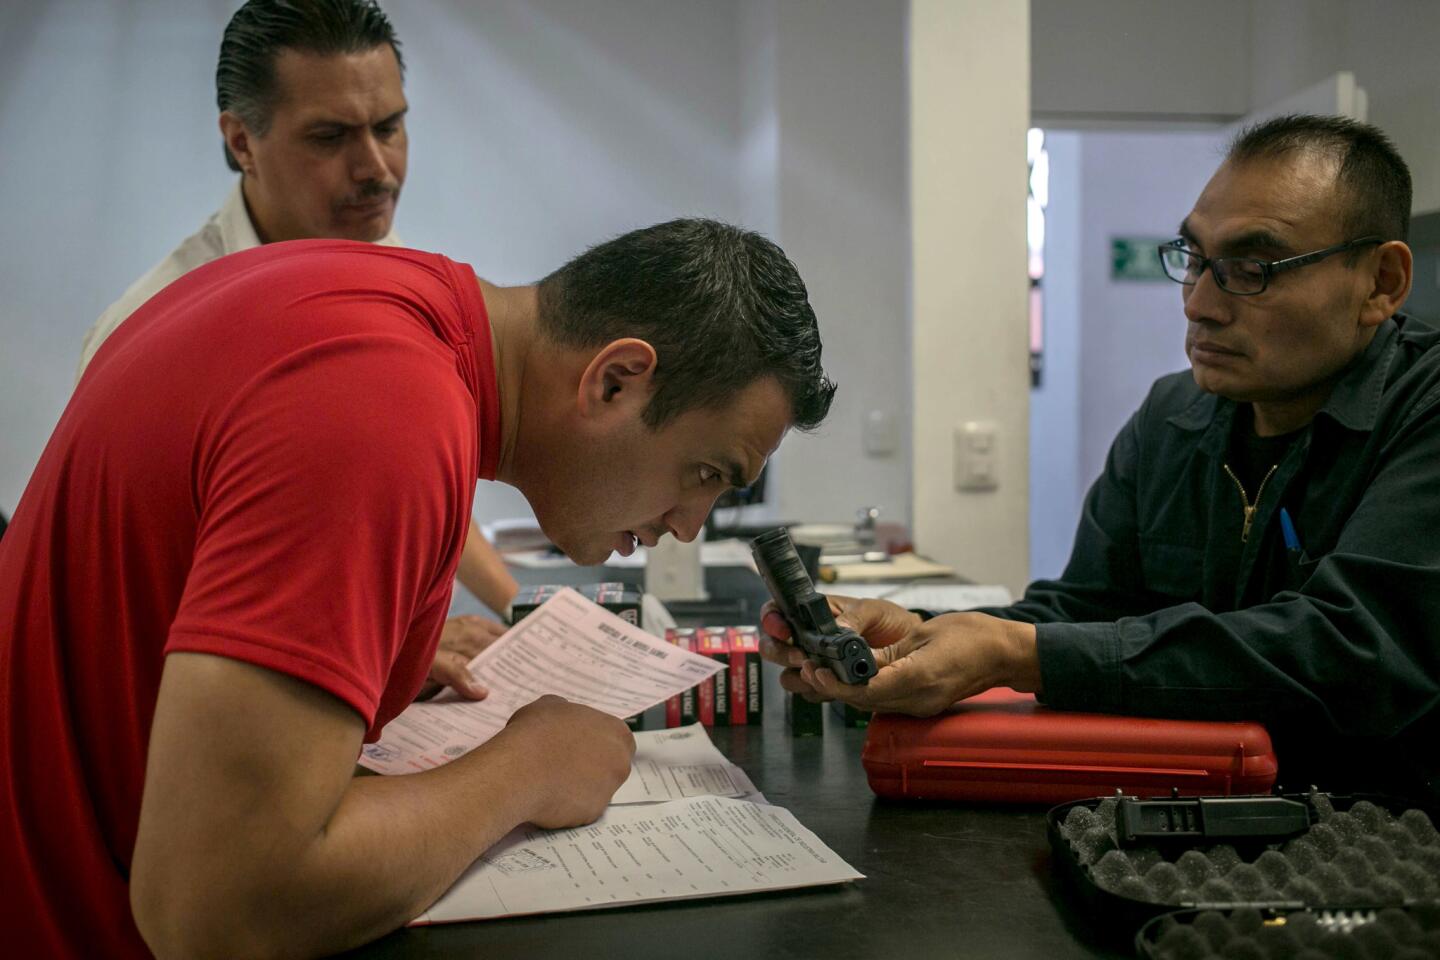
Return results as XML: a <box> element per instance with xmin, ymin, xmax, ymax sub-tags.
<box><xmin>509</xmin><ymin>582</ymin><xmax>642</xmax><ymax>627</ymax></box>
<box><xmin>509</xmin><ymin>582</ymin><xmax>645</xmax><ymax>727</ymax></box>
<box><xmin>664</xmin><ymin>626</ymin><xmax>764</xmax><ymax>727</ymax></box>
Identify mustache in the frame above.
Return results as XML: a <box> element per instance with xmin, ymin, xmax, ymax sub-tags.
<box><xmin>337</xmin><ymin>181</ymin><xmax>399</xmax><ymax>206</ymax></box>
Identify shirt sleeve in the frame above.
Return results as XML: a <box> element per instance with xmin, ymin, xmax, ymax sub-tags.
<box><xmin>166</xmin><ymin>335</ymin><xmax>475</xmax><ymax>726</ymax></box>
<box><xmin>1036</xmin><ymin>395</ymin><xmax>1440</xmax><ymax>743</ymax></box>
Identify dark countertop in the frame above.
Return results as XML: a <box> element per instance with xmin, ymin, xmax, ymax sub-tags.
<box><xmin>341</xmin><ymin>560</ymin><xmax>1130</xmax><ymax>959</ymax></box>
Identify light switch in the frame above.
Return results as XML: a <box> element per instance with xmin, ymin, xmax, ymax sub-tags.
<box><xmin>862</xmin><ymin>408</ymin><xmax>897</xmax><ymax>457</ymax></box>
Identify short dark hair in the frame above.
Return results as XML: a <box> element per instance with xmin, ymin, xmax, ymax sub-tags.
<box><xmin>1226</xmin><ymin>114</ymin><xmax>1412</xmax><ymax>244</ymax></box>
<box><xmin>216</xmin><ymin>0</ymin><xmax>403</xmax><ymax>172</ymax></box>
<box><xmin>537</xmin><ymin>219</ymin><xmax>837</xmax><ymax>432</ymax></box>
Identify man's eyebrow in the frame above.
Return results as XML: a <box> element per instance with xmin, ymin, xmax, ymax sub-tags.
<box><xmin>725</xmin><ymin>461</ymin><xmax>751</xmax><ymax>490</ymax></box>
<box><xmin>1175</xmin><ymin>220</ymin><xmax>1291</xmax><ymax>255</ymax></box>
<box><xmin>1216</xmin><ymin>229</ymin><xmax>1292</xmax><ymax>255</ymax></box>
<box><xmin>304</xmin><ymin>107</ymin><xmax>408</xmax><ymax>132</ymax></box>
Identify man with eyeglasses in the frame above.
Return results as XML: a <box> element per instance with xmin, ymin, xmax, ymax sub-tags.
<box><xmin>764</xmin><ymin>114</ymin><xmax>1439</xmax><ymax>802</ymax></box>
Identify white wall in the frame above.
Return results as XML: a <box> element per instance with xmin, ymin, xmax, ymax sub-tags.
<box><xmin>388</xmin><ymin>0</ymin><xmax>745</xmax><ymax>522</ymax></box>
<box><xmin>396</xmin><ymin>0</ymin><xmax>743</xmax><ymax>280</ymax></box>
<box><xmin>0</xmin><ymin>1</ymin><xmax>746</xmax><ymax>523</ymax></box>
<box><xmin>0</xmin><ymin>1</ymin><xmax>236</xmax><ymax>516</ymax></box>
<box><xmin>911</xmin><ymin>0</ymin><xmax>1031</xmax><ymax>593</ymax></box>
<box><xmin>1073</xmin><ymin>131</ymin><xmax>1219</xmax><ymax>487</ymax></box>
<box><xmin>738</xmin><ymin>0</ymin><xmax>780</xmax><ymax>240</ymax></box>
<box><xmin>760</xmin><ymin>0</ymin><xmax>911</xmax><ymax>527</ymax></box>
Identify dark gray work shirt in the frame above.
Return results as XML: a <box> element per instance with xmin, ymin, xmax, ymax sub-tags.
<box><xmin>992</xmin><ymin>313</ymin><xmax>1440</xmax><ymax>802</ymax></box>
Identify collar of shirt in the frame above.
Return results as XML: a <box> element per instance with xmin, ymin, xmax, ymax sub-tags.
<box><xmin>1317</xmin><ymin>316</ymin><xmax>1401</xmax><ymax>432</ymax></box>
<box><xmin>1166</xmin><ymin>314</ymin><xmax>1408</xmax><ymax>448</ymax></box>
<box><xmin>216</xmin><ymin>179</ymin><xmax>404</xmax><ymax>256</ymax></box>
<box><xmin>217</xmin><ymin>180</ymin><xmax>262</xmax><ymax>254</ymax></box>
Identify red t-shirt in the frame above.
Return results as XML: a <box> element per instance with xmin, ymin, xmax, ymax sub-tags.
<box><xmin>0</xmin><ymin>240</ymin><xmax>500</xmax><ymax>958</ymax></box>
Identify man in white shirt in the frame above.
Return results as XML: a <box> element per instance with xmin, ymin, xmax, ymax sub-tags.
<box><xmin>77</xmin><ymin>0</ymin><xmax>517</xmax><ymax>689</ymax></box>
<box><xmin>76</xmin><ymin>184</ymin><xmax>401</xmax><ymax>378</ymax></box>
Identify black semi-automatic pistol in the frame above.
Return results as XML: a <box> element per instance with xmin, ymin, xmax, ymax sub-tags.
<box><xmin>750</xmin><ymin>527</ymin><xmax>877</xmax><ymax>685</ymax></box>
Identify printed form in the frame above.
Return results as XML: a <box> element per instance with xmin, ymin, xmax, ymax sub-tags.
<box><xmin>415</xmin><ymin>796</ymin><xmax>863</xmax><ymax>924</ymax></box>
<box><xmin>612</xmin><ymin>725</ymin><xmax>763</xmax><ymax>805</ymax></box>
<box><xmin>360</xmin><ymin>589</ymin><xmax>723</xmax><ymax>776</ymax></box>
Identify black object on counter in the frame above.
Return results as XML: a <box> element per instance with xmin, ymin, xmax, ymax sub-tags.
<box><xmin>1117</xmin><ymin>795</ymin><xmax>1314</xmax><ymax>847</ymax></box>
<box><xmin>750</xmin><ymin>526</ymin><xmax>876</xmax><ymax>686</ymax></box>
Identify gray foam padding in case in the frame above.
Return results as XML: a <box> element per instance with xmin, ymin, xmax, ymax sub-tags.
<box><xmin>1058</xmin><ymin>795</ymin><xmax>1440</xmax><ymax>909</ymax></box>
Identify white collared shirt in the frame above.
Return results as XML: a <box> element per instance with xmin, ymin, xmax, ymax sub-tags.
<box><xmin>76</xmin><ymin>180</ymin><xmax>401</xmax><ymax>381</ymax></box>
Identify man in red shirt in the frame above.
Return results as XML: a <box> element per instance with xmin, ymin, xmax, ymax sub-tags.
<box><xmin>77</xmin><ymin>0</ymin><xmax>521</xmax><ymax>685</ymax></box>
<box><xmin>0</xmin><ymin>220</ymin><xmax>836</xmax><ymax>958</ymax></box>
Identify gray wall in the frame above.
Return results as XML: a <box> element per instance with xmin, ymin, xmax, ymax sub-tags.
<box><xmin>1031</xmin><ymin>0</ymin><xmax>1252</xmax><ymax>125</ymax></box>
<box><xmin>0</xmin><ymin>0</ymin><xmax>912</xmax><ymax>534</ymax></box>
<box><xmin>1250</xmin><ymin>0</ymin><xmax>1440</xmax><ymax>214</ymax></box>
<box><xmin>1032</xmin><ymin>0</ymin><xmax>1440</xmax><ymax>214</ymax></box>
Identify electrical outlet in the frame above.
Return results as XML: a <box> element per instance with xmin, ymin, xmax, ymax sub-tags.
<box><xmin>644</xmin><ymin>535</ymin><xmax>707</xmax><ymax>601</ymax></box>
<box><xmin>954</xmin><ymin>421</ymin><xmax>999</xmax><ymax>492</ymax></box>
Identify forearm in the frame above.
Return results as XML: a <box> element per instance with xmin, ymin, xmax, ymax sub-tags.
<box><xmin>993</xmin><ymin>573</ymin><xmax>1158</xmax><ymax>626</ymax></box>
<box><xmin>457</xmin><ymin>518</ymin><xmax>518</xmax><ymax>616</ymax></box>
<box><xmin>1036</xmin><ymin>597</ymin><xmax>1437</xmax><ymax>736</ymax></box>
<box><xmin>298</xmin><ymin>739</ymin><xmax>537</xmax><ymax>950</ymax></box>
<box><xmin>997</xmin><ymin>617</ymin><xmax>1043</xmax><ymax>693</ymax></box>
<box><xmin>148</xmin><ymin>733</ymin><xmax>539</xmax><ymax>959</ymax></box>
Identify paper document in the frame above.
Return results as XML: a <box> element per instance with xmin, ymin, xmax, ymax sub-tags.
<box><xmin>820</xmin><ymin>582</ymin><xmax>1013</xmax><ymax>609</ymax></box>
<box><xmin>819</xmin><ymin>551</ymin><xmax>955</xmax><ymax>583</ymax></box>
<box><xmin>613</xmin><ymin>725</ymin><xmax>760</xmax><ymax>805</ymax></box>
<box><xmin>360</xmin><ymin>589</ymin><xmax>723</xmax><ymax>775</ymax></box>
<box><xmin>414</xmin><ymin>796</ymin><xmax>863</xmax><ymax>924</ymax></box>
<box><xmin>699</xmin><ymin>538</ymin><xmax>760</xmax><ymax>569</ymax></box>
<box><xmin>504</xmin><ymin>539</ymin><xmax>759</xmax><ymax>571</ymax></box>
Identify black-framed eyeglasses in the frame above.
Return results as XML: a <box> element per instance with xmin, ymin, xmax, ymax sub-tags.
<box><xmin>1158</xmin><ymin>236</ymin><xmax>1383</xmax><ymax>296</ymax></box>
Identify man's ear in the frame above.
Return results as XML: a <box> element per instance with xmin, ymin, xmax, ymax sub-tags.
<box><xmin>219</xmin><ymin>111</ymin><xmax>257</xmax><ymax>175</ymax></box>
<box><xmin>576</xmin><ymin>338</ymin><xmax>658</xmax><ymax>422</ymax></box>
<box><xmin>1359</xmin><ymin>240</ymin><xmax>1413</xmax><ymax>329</ymax></box>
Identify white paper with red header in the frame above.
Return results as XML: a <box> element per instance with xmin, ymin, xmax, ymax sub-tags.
<box><xmin>360</xmin><ymin>588</ymin><xmax>723</xmax><ymax>775</ymax></box>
